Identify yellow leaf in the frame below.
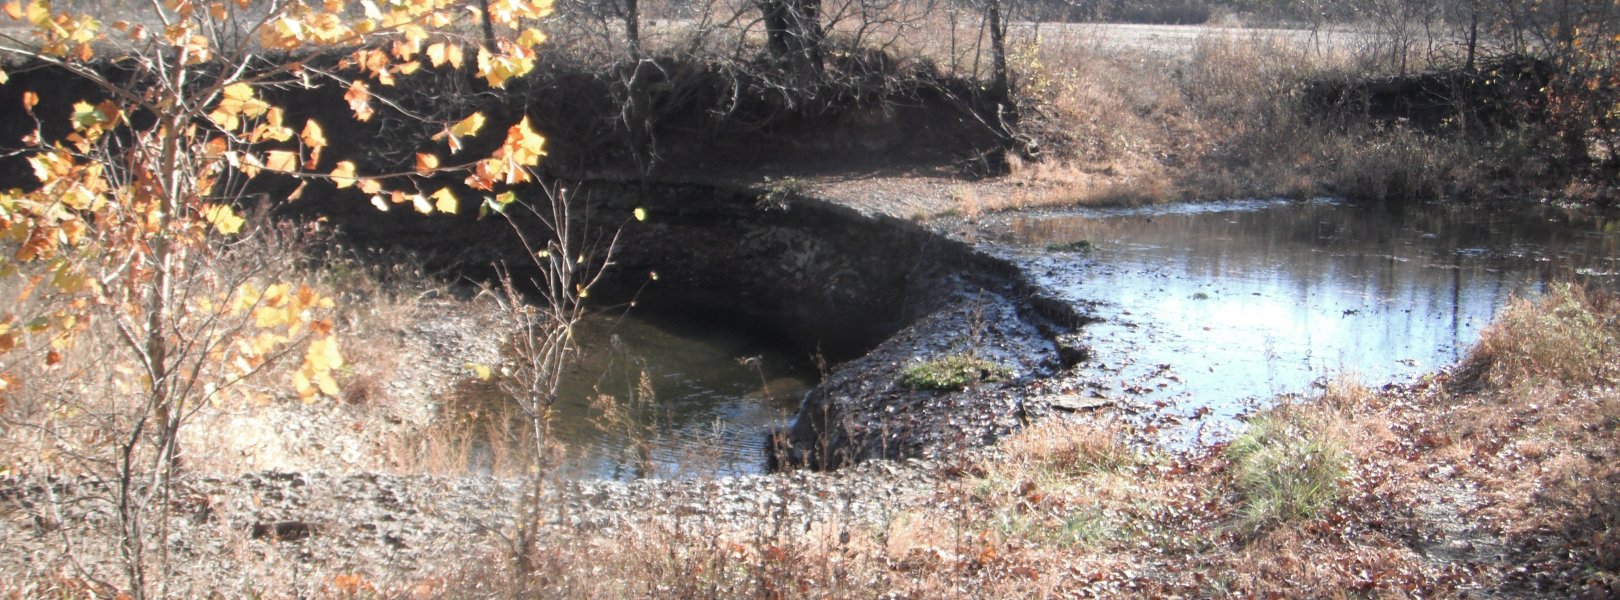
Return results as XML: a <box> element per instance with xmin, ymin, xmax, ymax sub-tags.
<box><xmin>71</xmin><ymin>101</ymin><xmax>110</xmax><ymax>131</ymax></box>
<box><xmin>304</xmin><ymin>334</ymin><xmax>342</xmax><ymax>373</ymax></box>
<box><xmin>232</xmin><ymin>282</ymin><xmax>262</xmax><ymax>314</ymax></box>
<box><xmin>252</xmin><ymin>107</ymin><xmax>293</xmax><ymax>142</ymax></box>
<box><xmin>633</xmin><ymin>207</ymin><xmax>647</xmax><ymax>221</ymax></box>
<box><xmin>465</xmin><ymin>363</ymin><xmax>492</xmax><ymax>381</ymax></box>
<box><xmin>345</xmin><ymin>80</ymin><xmax>373</xmax><ymax>121</ymax></box>
<box><xmin>431</xmin><ymin>187</ymin><xmax>457</xmax><ymax>214</ymax></box>
<box><xmin>500</xmin><ymin>116</ymin><xmax>546</xmax><ymax>167</ymax></box>
<box><xmin>222</xmin><ymin>81</ymin><xmax>254</xmax><ymax>103</ymax></box>
<box><xmin>411</xmin><ymin>194</ymin><xmax>431</xmax><ymax>214</ymax></box>
<box><xmin>201</xmin><ymin>204</ymin><xmax>245</xmax><ymax>235</ymax></box>
<box><xmin>356</xmin><ymin>178</ymin><xmax>382</xmax><ymax>194</ymax></box>
<box><xmin>517</xmin><ymin>28</ymin><xmax>546</xmax><ymax>47</ymax></box>
<box><xmin>449</xmin><ymin>112</ymin><xmax>485</xmax><ymax>138</ymax></box>
<box><xmin>2</xmin><ymin>2</ymin><xmax>21</xmax><ymax>20</ymax></box>
<box><xmin>426</xmin><ymin>42</ymin><xmax>462</xmax><ymax>68</ymax></box>
<box><xmin>294</xmin><ymin>366</ymin><xmax>315</xmax><ymax>400</ymax></box>
<box><xmin>0</xmin><ymin>68</ymin><xmax>7</xmax><ymax>85</ymax></box>
<box><xmin>264</xmin><ymin>150</ymin><xmax>298</xmax><ymax>172</ymax></box>
<box><xmin>254</xmin><ymin>304</ymin><xmax>289</xmax><ymax>328</ymax></box>
<box><xmin>316</xmin><ymin>371</ymin><xmax>340</xmax><ymax>396</ymax></box>
<box><xmin>476</xmin><ymin>44</ymin><xmax>535</xmax><ymax>88</ymax></box>
<box><xmin>25</xmin><ymin>0</ymin><xmax>50</xmax><ymax>29</ymax></box>
<box><xmin>301</xmin><ymin>119</ymin><xmax>327</xmax><ymax>149</ymax></box>
<box><xmin>330</xmin><ymin>161</ymin><xmax>357</xmax><ymax>188</ymax></box>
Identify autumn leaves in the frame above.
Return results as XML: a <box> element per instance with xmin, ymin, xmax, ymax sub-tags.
<box><xmin>0</xmin><ymin>0</ymin><xmax>557</xmax><ymax>408</ymax></box>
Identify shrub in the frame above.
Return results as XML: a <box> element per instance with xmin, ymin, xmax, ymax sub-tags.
<box><xmin>1462</xmin><ymin>283</ymin><xmax>1619</xmax><ymax>389</ymax></box>
<box><xmin>899</xmin><ymin>354</ymin><xmax>1012</xmax><ymax>391</ymax></box>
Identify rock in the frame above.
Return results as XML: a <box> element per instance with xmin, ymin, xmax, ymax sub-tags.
<box><xmin>1045</xmin><ymin>394</ymin><xmax>1114</xmax><ymax>412</ymax></box>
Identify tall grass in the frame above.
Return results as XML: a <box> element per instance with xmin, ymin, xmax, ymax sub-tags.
<box><xmin>1462</xmin><ymin>283</ymin><xmax>1619</xmax><ymax>389</ymax></box>
<box><xmin>1224</xmin><ymin>405</ymin><xmax>1349</xmax><ymax>531</ymax></box>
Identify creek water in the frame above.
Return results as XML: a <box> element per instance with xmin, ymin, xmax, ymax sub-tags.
<box><xmin>986</xmin><ymin>198</ymin><xmax>1620</xmax><ymax>441</ymax></box>
<box><xmin>470</xmin><ymin>308</ymin><xmax>815</xmax><ymax>480</ymax></box>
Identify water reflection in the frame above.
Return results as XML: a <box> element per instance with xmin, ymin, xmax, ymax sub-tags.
<box><xmin>476</xmin><ymin>309</ymin><xmax>814</xmax><ymax>480</ymax></box>
<box><xmin>991</xmin><ymin>199</ymin><xmax>1620</xmax><ymax>437</ymax></box>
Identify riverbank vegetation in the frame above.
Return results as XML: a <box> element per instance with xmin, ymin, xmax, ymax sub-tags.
<box><xmin>423</xmin><ymin>283</ymin><xmax>1619</xmax><ymax>598</ymax></box>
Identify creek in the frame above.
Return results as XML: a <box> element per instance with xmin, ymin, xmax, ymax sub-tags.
<box><xmin>407</xmin><ymin>187</ymin><xmax>1618</xmax><ymax>477</ymax></box>
<box><xmin>983</xmin><ymin>198</ymin><xmax>1620</xmax><ymax>441</ymax></box>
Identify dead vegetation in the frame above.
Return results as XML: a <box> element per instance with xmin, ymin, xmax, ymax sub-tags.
<box><xmin>392</xmin><ymin>284</ymin><xmax>1617</xmax><ymax>598</ymax></box>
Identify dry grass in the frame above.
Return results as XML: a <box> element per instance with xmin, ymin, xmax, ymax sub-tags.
<box><xmin>10</xmin><ymin>254</ymin><xmax>1618</xmax><ymax>596</ymax></box>
<box><xmin>0</xmin><ymin>216</ymin><xmax>473</xmax><ymax>477</ymax></box>
<box><xmin>996</xmin><ymin>31</ymin><xmax>1344</xmax><ymax>207</ymax></box>
<box><xmin>988</xmin><ymin>27</ymin><xmax>1563</xmax><ymax>209</ymax></box>
<box><xmin>452</xmin><ymin>284</ymin><xmax>1620</xmax><ymax>597</ymax></box>
<box><xmin>1461</xmin><ymin>283</ymin><xmax>1620</xmax><ymax>390</ymax></box>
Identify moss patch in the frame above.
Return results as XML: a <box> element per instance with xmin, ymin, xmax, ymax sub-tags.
<box><xmin>899</xmin><ymin>354</ymin><xmax>1012</xmax><ymax>391</ymax></box>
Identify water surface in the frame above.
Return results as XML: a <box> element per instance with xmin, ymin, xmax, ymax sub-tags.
<box><xmin>987</xmin><ymin>199</ymin><xmax>1620</xmax><ymax>439</ymax></box>
<box><xmin>471</xmin><ymin>308</ymin><xmax>814</xmax><ymax>480</ymax></box>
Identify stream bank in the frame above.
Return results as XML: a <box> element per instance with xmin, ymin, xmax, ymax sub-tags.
<box><xmin>291</xmin><ymin>177</ymin><xmax>1098</xmax><ymax>475</ymax></box>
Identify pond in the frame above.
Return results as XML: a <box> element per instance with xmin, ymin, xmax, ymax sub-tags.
<box><xmin>468</xmin><ymin>307</ymin><xmax>816</xmax><ymax>480</ymax></box>
<box><xmin>985</xmin><ymin>198</ymin><xmax>1620</xmax><ymax>441</ymax></box>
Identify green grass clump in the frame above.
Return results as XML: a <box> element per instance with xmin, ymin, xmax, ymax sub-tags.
<box><xmin>899</xmin><ymin>354</ymin><xmax>1012</xmax><ymax>391</ymax></box>
<box><xmin>1045</xmin><ymin>240</ymin><xmax>1095</xmax><ymax>254</ymax></box>
<box><xmin>1225</xmin><ymin>411</ymin><xmax>1348</xmax><ymax>530</ymax></box>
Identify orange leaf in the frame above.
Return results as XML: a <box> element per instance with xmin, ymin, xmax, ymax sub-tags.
<box><xmin>301</xmin><ymin>119</ymin><xmax>327</xmax><ymax>149</ymax></box>
<box><xmin>414</xmin><ymin>153</ymin><xmax>439</xmax><ymax>174</ymax></box>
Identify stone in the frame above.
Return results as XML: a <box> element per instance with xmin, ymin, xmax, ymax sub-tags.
<box><xmin>1045</xmin><ymin>394</ymin><xmax>1114</xmax><ymax>412</ymax></box>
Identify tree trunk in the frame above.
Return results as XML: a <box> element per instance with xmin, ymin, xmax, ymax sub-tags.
<box><xmin>1465</xmin><ymin>2</ymin><xmax>1478</xmax><ymax>71</ymax></box>
<box><xmin>987</xmin><ymin>0</ymin><xmax>1009</xmax><ymax>105</ymax></box>
<box><xmin>759</xmin><ymin>0</ymin><xmax>824</xmax><ymax>82</ymax></box>
<box><xmin>623</xmin><ymin>0</ymin><xmax>641</xmax><ymax>60</ymax></box>
<box><xmin>479</xmin><ymin>0</ymin><xmax>496</xmax><ymax>49</ymax></box>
